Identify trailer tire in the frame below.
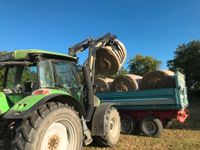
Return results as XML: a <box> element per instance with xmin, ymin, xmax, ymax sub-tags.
<box><xmin>10</xmin><ymin>102</ymin><xmax>83</xmax><ymax>150</ymax></box>
<box><xmin>121</xmin><ymin>115</ymin><xmax>136</xmax><ymax>134</ymax></box>
<box><xmin>164</xmin><ymin>119</ymin><xmax>173</xmax><ymax>128</ymax></box>
<box><xmin>139</xmin><ymin>116</ymin><xmax>163</xmax><ymax>137</ymax></box>
<box><xmin>96</xmin><ymin>107</ymin><xmax>120</xmax><ymax>147</ymax></box>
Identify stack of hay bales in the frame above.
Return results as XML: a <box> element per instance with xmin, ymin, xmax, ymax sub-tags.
<box><xmin>95</xmin><ymin>39</ymin><xmax>127</xmax><ymax>75</ymax></box>
<box><xmin>110</xmin><ymin>74</ymin><xmax>142</xmax><ymax>92</ymax></box>
<box><xmin>140</xmin><ymin>70</ymin><xmax>175</xmax><ymax>90</ymax></box>
<box><xmin>95</xmin><ymin>70</ymin><xmax>176</xmax><ymax>93</ymax></box>
<box><xmin>95</xmin><ymin>78</ymin><xmax>113</xmax><ymax>93</ymax></box>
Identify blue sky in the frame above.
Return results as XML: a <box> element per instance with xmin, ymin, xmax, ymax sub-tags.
<box><xmin>0</xmin><ymin>0</ymin><xmax>200</xmax><ymax>69</ymax></box>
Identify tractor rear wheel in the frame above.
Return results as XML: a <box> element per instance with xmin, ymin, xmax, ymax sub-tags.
<box><xmin>0</xmin><ymin>117</ymin><xmax>5</xmax><ymax>150</ymax></box>
<box><xmin>10</xmin><ymin>102</ymin><xmax>83</xmax><ymax>150</ymax></box>
<box><xmin>96</xmin><ymin>107</ymin><xmax>120</xmax><ymax>147</ymax></box>
<box><xmin>0</xmin><ymin>117</ymin><xmax>10</xmax><ymax>150</ymax></box>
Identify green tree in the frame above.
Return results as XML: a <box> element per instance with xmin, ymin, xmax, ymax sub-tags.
<box><xmin>168</xmin><ymin>40</ymin><xmax>200</xmax><ymax>90</ymax></box>
<box><xmin>128</xmin><ymin>54</ymin><xmax>161</xmax><ymax>76</ymax></box>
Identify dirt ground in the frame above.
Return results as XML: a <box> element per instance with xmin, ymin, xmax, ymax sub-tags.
<box><xmin>84</xmin><ymin>100</ymin><xmax>200</xmax><ymax>150</ymax></box>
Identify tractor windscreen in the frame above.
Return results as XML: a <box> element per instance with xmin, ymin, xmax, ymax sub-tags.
<box><xmin>39</xmin><ymin>60</ymin><xmax>55</xmax><ymax>88</ymax></box>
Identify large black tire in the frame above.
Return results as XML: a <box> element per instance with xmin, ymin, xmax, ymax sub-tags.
<box><xmin>0</xmin><ymin>117</ymin><xmax>10</xmax><ymax>150</ymax></box>
<box><xmin>121</xmin><ymin>115</ymin><xmax>136</xmax><ymax>134</ymax></box>
<box><xmin>0</xmin><ymin>117</ymin><xmax>5</xmax><ymax>150</ymax></box>
<box><xmin>139</xmin><ymin>116</ymin><xmax>163</xmax><ymax>137</ymax></box>
<box><xmin>164</xmin><ymin>119</ymin><xmax>173</xmax><ymax>128</ymax></box>
<box><xmin>96</xmin><ymin>107</ymin><xmax>120</xmax><ymax>147</ymax></box>
<box><xmin>10</xmin><ymin>102</ymin><xmax>83</xmax><ymax>150</ymax></box>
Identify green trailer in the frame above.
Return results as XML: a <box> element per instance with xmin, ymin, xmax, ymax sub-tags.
<box><xmin>96</xmin><ymin>71</ymin><xmax>189</xmax><ymax>137</ymax></box>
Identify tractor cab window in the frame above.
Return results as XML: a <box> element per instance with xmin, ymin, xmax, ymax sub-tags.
<box><xmin>6</xmin><ymin>66</ymin><xmax>17</xmax><ymax>90</ymax></box>
<box><xmin>0</xmin><ymin>67</ymin><xmax>6</xmax><ymax>90</ymax></box>
<box><xmin>54</xmin><ymin>61</ymin><xmax>81</xmax><ymax>89</ymax></box>
<box><xmin>21</xmin><ymin>66</ymin><xmax>38</xmax><ymax>93</ymax></box>
<box><xmin>53</xmin><ymin>61</ymin><xmax>82</xmax><ymax>100</ymax></box>
<box><xmin>39</xmin><ymin>60</ymin><xmax>54</xmax><ymax>88</ymax></box>
<box><xmin>1</xmin><ymin>64</ymin><xmax>38</xmax><ymax>94</ymax></box>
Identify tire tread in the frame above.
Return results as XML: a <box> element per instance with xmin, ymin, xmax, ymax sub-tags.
<box><xmin>10</xmin><ymin>102</ymin><xmax>82</xmax><ymax>150</ymax></box>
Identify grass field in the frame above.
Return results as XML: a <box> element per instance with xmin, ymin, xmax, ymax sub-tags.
<box><xmin>84</xmin><ymin>100</ymin><xmax>200</xmax><ymax>150</ymax></box>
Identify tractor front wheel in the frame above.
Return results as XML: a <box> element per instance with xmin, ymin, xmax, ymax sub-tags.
<box><xmin>96</xmin><ymin>107</ymin><xmax>120</xmax><ymax>147</ymax></box>
<box><xmin>10</xmin><ymin>102</ymin><xmax>83</xmax><ymax>150</ymax></box>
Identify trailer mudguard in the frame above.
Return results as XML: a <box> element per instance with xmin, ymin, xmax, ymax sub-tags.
<box><xmin>4</xmin><ymin>93</ymin><xmax>86</xmax><ymax>119</ymax></box>
<box><xmin>91</xmin><ymin>103</ymin><xmax>112</xmax><ymax>136</ymax></box>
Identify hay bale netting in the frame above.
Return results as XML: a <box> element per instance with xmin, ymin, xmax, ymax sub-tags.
<box><xmin>110</xmin><ymin>74</ymin><xmax>143</xmax><ymax>92</ymax></box>
<box><xmin>140</xmin><ymin>70</ymin><xmax>175</xmax><ymax>90</ymax></box>
<box><xmin>95</xmin><ymin>39</ymin><xmax>127</xmax><ymax>75</ymax></box>
<box><xmin>95</xmin><ymin>78</ymin><xmax>114</xmax><ymax>93</ymax></box>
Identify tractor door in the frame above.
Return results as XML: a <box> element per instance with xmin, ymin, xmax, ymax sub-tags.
<box><xmin>53</xmin><ymin>60</ymin><xmax>83</xmax><ymax>102</ymax></box>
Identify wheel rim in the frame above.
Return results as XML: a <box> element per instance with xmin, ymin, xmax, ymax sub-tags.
<box><xmin>144</xmin><ymin>120</ymin><xmax>157</xmax><ymax>135</ymax></box>
<box><xmin>121</xmin><ymin>117</ymin><xmax>132</xmax><ymax>133</ymax></box>
<box><xmin>109</xmin><ymin>117</ymin><xmax>118</xmax><ymax>137</ymax></box>
<box><xmin>40</xmin><ymin>119</ymin><xmax>77</xmax><ymax>150</ymax></box>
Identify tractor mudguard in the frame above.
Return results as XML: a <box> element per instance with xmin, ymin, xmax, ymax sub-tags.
<box><xmin>0</xmin><ymin>92</ymin><xmax>10</xmax><ymax>115</ymax></box>
<box><xmin>91</xmin><ymin>103</ymin><xmax>112</xmax><ymax>136</ymax></box>
<box><xmin>4</xmin><ymin>93</ymin><xmax>86</xmax><ymax>119</ymax></box>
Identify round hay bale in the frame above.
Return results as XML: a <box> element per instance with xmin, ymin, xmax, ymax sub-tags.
<box><xmin>95</xmin><ymin>78</ymin><xmax>113</xmax><ymax>93</ymax></box>
<box><xmin>95</xmin><ymin>39</ymin><xmax>127</xmax><ymax>75</ymax></box>
<box><xmin>111</xmin><ymin>74</ymin><xmax>142</xmax><ymax>92</ymax></box>
<box><xmin>140</xmin><ymin>70</ymin><xmax>175</xmax><ymax>90</ymax></box>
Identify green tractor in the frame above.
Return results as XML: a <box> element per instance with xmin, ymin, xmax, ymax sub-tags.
<box><xmin>0</xmin><ymin>34</ymin><xmax>122</xmax><ymax>150</ymax></box>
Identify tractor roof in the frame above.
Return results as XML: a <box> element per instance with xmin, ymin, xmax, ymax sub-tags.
<box><xmin>0</xmin><ymin>49</ymin><xmax>77</xmax><ymax>62</ymax></box>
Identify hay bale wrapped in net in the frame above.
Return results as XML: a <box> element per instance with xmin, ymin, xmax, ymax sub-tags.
<box><xmin>95</xmin><ymin>39</ymin><xmax>127</xmax><ymax>75</ymax></box>
<box><xmin>95</xmin><ymin>78</ymin><xmax>114</xmax><ymax>93</ymax></box>
<box><xmin>110</xmin><ymin>74</ymin><xmax>142</xmax><ymax>92</ymax></box>
<box><xmin>140</xmin><ymin>70</ymin><xmax>175</xmax><ymax>90</ymax></box>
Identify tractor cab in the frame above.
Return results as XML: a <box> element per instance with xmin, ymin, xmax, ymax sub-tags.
<box><xmin>0</xmin><ymin>34</ymin><xmax>124</xmax><ymax>150</ymax></box>
<box><xmin>0</xmin><ymin>50</ymin><xmax>82</xmax><ymax>105</ymax></box>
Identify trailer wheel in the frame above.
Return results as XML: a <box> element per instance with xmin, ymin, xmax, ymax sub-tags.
<box><xmin>10</xmin><ymin>102</ymin><xmax>83</xmax><ymax>150</ymax></box>
<box><xmin>164</xmin><ymin>119</ymin><xmax>173</xmax><ymax>128</ymax></box>
<box><xmin>97</xmin><ymin>107</ymin><xmax>120</xmax><ymax>147</ymax></box>
<box><xmin>139</xmin><ymin>116</ymin><xmax>163</xmax><ymax>137</ymax></box>
<box><xmin>121</xmin><ymin>115</ymin><xmax>136</xmax><ymax>134</ymax></box>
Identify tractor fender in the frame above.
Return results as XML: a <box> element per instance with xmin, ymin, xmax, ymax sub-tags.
<box><xmin>91</xmin><ymin>103</ymin><xmax>112</xmax><ymax>136</ymax></box>
<box><xmin>4</xmin><ymin>93</ymin><xmax>86</xmax><ymax>119</ymax></box>
<box><xmin>0</xmin><ymin>92</ymin><xmax>10</xmax><ymax>115</ymax></box>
